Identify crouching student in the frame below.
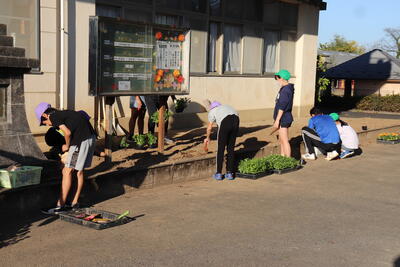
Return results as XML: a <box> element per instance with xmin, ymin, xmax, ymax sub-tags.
<box><xmin>329</xmin><ymin>113</ymin><xmax>359</xmax><ymax>159</ymax></box>
<box><xmin>204</xmin><ymin>101</ymin><xmax>239</xmax><ymax>180</ymax></box>
<box><xmin>35</xmin><ymin>102</ymin><xmax>96</xmax><ymax>214</ymax></box>
<box><xmin>301</xmin><ymin>107</ymin><xmax>341</xmax><ymax>161</ymax></box>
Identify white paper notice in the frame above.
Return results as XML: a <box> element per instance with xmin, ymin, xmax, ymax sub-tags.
<box><xmin>156</xmin><ymin>41</ymin><xmax>181</xmax><ymax>69</ymax></box>
<box><xmin>118</xmin><ymin>81</ymin><xmax>131</xmax><ymax>91</ymax></box>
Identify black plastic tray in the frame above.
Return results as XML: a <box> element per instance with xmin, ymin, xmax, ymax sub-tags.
<box><xmin>273</xmin><ymin>165</ymin><xmax>302</xmax><ymax>175</ymax></box>
<box><xmin>236</xmin><ymin>171</ymin><xmax>273</xmax><ymax>179</ymax></box>
<box><xmin>377</xmin><ymin>139</ymin><xmax>400</xmax><ymax>144</ymax></box>
<box><xmin>59</xmin><ymin>208</ymin><xmax>131</xmax><ymax>230</ymax></box>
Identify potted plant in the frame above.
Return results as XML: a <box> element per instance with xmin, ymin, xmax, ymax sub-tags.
<box><xmin>236</xmin><ymin>158</ymin><xmax>272</xmax><ymax>179</ymax></box>
<box><xmin>150</xmin><ymin>110</ymin><xmax>172</xmax><ymax>124</ymax></box>
<box><xmin>264</xmin><ymin>154</ymin><xmax>300</xmax><ymax>174</ymax></box>
<box><xmin>133</xmin><ymin>134</ymin><xmax>147</xmax><ymax>150</ymax></box>
<box><xmin>377</xmin><ymin>132</ymin><xmax>400</xmax><ymax>144</ymax></box>
<box><xmin>146</xmin><ymin>133</ymin><xmax>158</xmax><ymax>148</ymax></box>
<box><xmin>174</xmin><ymin>97</ymin><xmax>191</xmax><ymax>113</ymax></box>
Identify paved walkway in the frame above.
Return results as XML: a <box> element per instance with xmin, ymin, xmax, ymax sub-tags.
<box><xmin>1</xmin><ymin>143</ymin><xmax>400</xmax><ymax>266</ymax></box>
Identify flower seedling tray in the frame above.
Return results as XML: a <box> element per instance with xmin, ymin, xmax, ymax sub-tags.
<box><xmin>273</xmin><ymin>165</ymin><xmax>302</xmax><ymax>175</ymax></box>
<box><xmin>59</xmin><ymin>208</ymin><xmax>131</xmax><ymax>230</ymax></box>
<box><xmin>236</xmin><ymin>171</ymin><xmax>273</xmax><ymax>180</ymax></box>
<box><xmin>377</xmin><ymin>139</ymin><xmax>400</xmax><ymax>144</ymax></box>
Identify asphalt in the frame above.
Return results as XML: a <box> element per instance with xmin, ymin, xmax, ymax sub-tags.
<box><xmin>1</xmin><ymin>143</ymin><xmax>400</xmax><ymax>267</ymax></box>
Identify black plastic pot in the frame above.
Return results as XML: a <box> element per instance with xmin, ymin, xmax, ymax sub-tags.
<box><xmin>175</xmin><ymin>107</ymin><xmax>184</xmax><ymax>113</ymax></box>
<box><xmin>377</xmin><ymin>139</ymin><xmax>400</xmax><ymax>144</ymax></box>
<box><xmin>236</xmin><ymin>171</ymin><xmax>273</xmax><ymax>179</ymax></box>
<box><xmin>273</xmin><ymin>165</ymin><xmax>302</xmax><ymax>175</ymax></box>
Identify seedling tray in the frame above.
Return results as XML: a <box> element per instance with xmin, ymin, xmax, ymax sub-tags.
<box><xmin>236</xmin><ymin>171</ymin><xmax>273</xmax><ymax>179</ymax></box>
<box><xmin>59</xmin><ymin>208</ymin><xmax>131</xmax><ymax>230</ymax></box>
<box><xmin>273</xmin><ymin>165</ymin><xmax>302</xmax><ymax>175</ymax></box>
<box><xmin>377</xmin><ymin>139</ymin><xmax>400</xmax><ymax>144</ymax></box>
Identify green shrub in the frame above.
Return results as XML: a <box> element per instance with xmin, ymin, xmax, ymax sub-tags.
<box><xmin>150</xmin><ymin>110</ymin><xmax>172</xmax><ymax>123</ymax></box>
<box><xmin>146</xmin><ymin>133</ymin><xmax>158</xmax><ymax>146</ymax></box>
<box><xmin>238</xmin><ymin>158</ymin><xmax>272</xmax><ymax>174</ymax></box>
<box><xmin>133</xmin><ymin>134</ymin><xmax>147</xmax><ymax>146</ymax></box>
<box><xmin>356</xmin><ymin>94</ymin><xmax>400</xmax><ymax>112</ymax></box>
<box><xmin>264</xmin><ymin>154</ymin><xmax>299</xmax><ymax>170</ymax></box>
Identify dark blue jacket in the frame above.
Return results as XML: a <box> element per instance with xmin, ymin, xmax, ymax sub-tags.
<box><xmin>273</xmin><ymin>84</ymin><xmax>294</xmax><ymax>125</ymax></box>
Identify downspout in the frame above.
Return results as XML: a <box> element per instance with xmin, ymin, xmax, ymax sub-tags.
<box><xmin>59</xmin><ymin>0</ymin><xmax>65</xmax><ymax>109</ymax></box>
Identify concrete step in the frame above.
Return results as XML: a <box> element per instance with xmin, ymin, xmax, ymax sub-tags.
<box><xmin>0</xmin><ymin>35</ymin><xmax>13</xmax><ymax>46</ymax></box>
<box><xmin>0</xmin><ymin>55</ymin><xmax>39</xmax><ymax>68</ymax></box>
<box><xmin>0</xmin><ymin>24</ymin><xmax>6</xmax><ymax>35</ymax></box>
<box><xmin>0</xmin><ymin>46</ymin><xmax>25</xmax><ymax>57</ymax></box>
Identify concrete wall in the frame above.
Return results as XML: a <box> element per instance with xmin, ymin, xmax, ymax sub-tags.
<box><xmin>355</xmin><ymin>80</ymin><xmax>400</xmax><ymax>96</ymax></box>
<box><xmin>24</xmin><ymin>0</ymin><xmax>321</xmax><ymax>135</ymax></box>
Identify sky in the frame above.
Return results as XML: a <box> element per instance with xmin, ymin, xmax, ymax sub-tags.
<box><xmin>318</xmin><ymin>0</ymin><xmax>400</xmax><ymax>48</ymax></box>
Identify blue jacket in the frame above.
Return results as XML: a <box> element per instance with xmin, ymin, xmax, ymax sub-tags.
<box><xmin>308</xmin><ymin>115</ymin><xmax>340</xmax><ymax>144</ymax></box>
<box><xmin>273</xmin><ymin>84</ymin><xmax>294</xmax><ymax>125</ymax></box>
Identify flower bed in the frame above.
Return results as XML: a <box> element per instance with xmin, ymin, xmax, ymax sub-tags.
<box><xmin>377</xmin><ymin>132</ymin><xmax>400</xmax><ymax>144</ymax></box>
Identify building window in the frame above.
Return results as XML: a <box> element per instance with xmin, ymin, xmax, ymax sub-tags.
<box><xmin>225</xmin><ymin>0</ymin><xmax>242</xmax><ymax>19</ymax></box>
<box><xmin>263</xmin><ymin>0</ymin><xmax>279</xmax><ymax>25</ymax></box>
<box><xmin>263</xmin><ymin>31</ymin><xmax>278</xmax><ymax>73</ymax></box>
<box><xmin>155</xmin><ymin>0</ymin><xmax>181</xmax><ymax>9</ymax></box>
<box><xmin>155</xmin><ymin>14</ymin><xmax>183</xmax><ymax>26</ymax></box>
<box><xmin>280</xmin><ymin>32</ymin><xmax>297</xmax><ymax>74</ymax></box>
<box><xmin>0</xmin><ymin>0</ymin><xmax>39</xmax><ymax>59</ymax></box>
<box><xmin>209</xmin><ymin>0</ymin><xmax>221</xmax><ymax>16</ymax></box>
<box><xmin>244</xmin><ymin>0</ymin><xmax>262</xmax><ymax>21</ymax></box>
<box><xmin>281</xmin><ymin>2</ymin><xmax>298</xmax><ymax>28</ymax></box>
<box><xmin>223</xmin><ymin>24</ymin><xmax>242</xmax><ymax>73</ymax></box>
<box><xmin>183</xmin><ymin>0</ymin><xmax>206</xmax><ymax>13</ymax></box>
<box><xmin>96</xmin><ymin>5</ymin><xmax>122</xmax><ymax>18</ymax></box>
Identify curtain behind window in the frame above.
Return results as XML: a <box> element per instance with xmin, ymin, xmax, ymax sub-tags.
<box><xmin>223</xmin><ymin>25</ymin><xmax>241</xmax><ymax>72</ymax></box>
<box><xmin>264</xmin><ymin>31</ymin><xmax>278</xmax><ymax>73</ymax></box>
<box><xmin>208</xmin><ymin>23</ymin><xmax>218</xmax><ymax>72</ymax></box>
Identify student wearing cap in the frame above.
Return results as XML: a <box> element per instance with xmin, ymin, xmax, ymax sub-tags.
<box><xmin>273</xmin><ymin>69</ymin><xmax>295</xmax><ymax>157</ymax></box>
<box><xmin>35</xmin><ymin>102</ymin><xmax>96</xmax><ymax>214</ymax></box>
<box><xmin>204</xmin><ymin>100</ymin><xmax>239</xmax><ymax>180</ymax></box>
<box><xmin>301</xmin><ymin>107</ymin><xmax>341</xmax><ymax>161</ymax></box>
<box><xmin>330</xmin><ymin>113</ymin><xmax>359</xmax><ymax>159</ymax></box>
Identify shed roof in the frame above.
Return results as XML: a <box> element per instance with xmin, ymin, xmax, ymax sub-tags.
<box><xmin>324</xmin><ymin>49</ymin><xmax>400</xmax><ymax>81</ymax></box>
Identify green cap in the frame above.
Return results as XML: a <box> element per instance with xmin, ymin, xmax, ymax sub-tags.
<box><xmin>329</xmin><ymin>113</ymin><xmax>340</xmax><ymax>121</ymax></box>
<box><xmin>274</xmin><ymin>69</ymin><xmax>291</xmax><ymax>81</ymax></box>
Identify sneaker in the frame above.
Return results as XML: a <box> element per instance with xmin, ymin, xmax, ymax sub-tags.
<box><xmin>213</xmin><ymin>173</ymin><xmax>224</xmax><ymax>180</ymax></box>
<box><xmin>340</xmin><ymin>150</ymin><xmax>354</xmax><ymax>159</ymax></box>
<box><xmin>225</xmin><ymin>172</ymin><xmax>235</xmax><ymax>180</ymax></box>
<box><xmin>325</xmin><ymin>151</ymin><xmax>339</xmax><ymax>161</ymax></box>
<box><xmin>302</xmin><ymin>153</ymin><xmax>316</xmax><ymax>160</ymax></box>
<box><xmin>314</xmin><ymin>147</ymin><xmax>323</xmax><ymax>157</ymax></box>
<box><xmin>41</xmin><ymin>205</ymin><xmax>70</xmax><ymax>215</ymax></box>
<box><xmin>68</xmin><ymin>203</ymin><xmax>80</xmax><ymax>211</ymax></box>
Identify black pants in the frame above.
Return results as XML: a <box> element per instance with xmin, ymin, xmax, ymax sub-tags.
<box><xmin>301</xmin><ymin>127</ymin><xmax>340</xmax><ymax>155</ymax></box>
<box><xmin>144</xmin><ymin>95</ymin><xmax>169</xmax><ymax>134</ymax></box>
<box><xmin>217</xmin><ymin>115</ymin><xmax>240</xmax><ymax>173</ymax></box>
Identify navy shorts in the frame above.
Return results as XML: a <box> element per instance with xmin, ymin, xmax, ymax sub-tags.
<box><xmin>280</xmin><ymin>121</ymin><xmax>292</xmax><ymax>128</ymax></box>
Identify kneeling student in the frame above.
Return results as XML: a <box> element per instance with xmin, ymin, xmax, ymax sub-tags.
<box><xmin>330</xmin><ymin>113</ymin><xmax>359</xmax><ymax>159</ymax></box>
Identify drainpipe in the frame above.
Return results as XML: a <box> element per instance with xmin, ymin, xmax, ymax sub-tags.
<box><xmin>59</xmin><ymin>0</ymin><xmax>65</xmax><ymax>109</ymax></box>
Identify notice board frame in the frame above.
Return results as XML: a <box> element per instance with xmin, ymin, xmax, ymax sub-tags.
<box><xmin>89</xmin><ymin>16</ymin><xmax>191</xmax><ymax>97</ymax></box>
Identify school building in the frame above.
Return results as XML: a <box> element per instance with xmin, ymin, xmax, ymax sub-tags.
<box><xmin>0</xmin><ymin>0</ymin><xmax>327</xmax><ymax>134</ymax></box>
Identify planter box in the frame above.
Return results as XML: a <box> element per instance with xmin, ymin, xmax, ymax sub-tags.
<box><xmin>377</xmin><ymin>139</ymin><xmax>400</xmax><ymax>144</ymax></box>
<box><xmin>236</xmin><ymin>171</ymin><xmax>273</xmax><ymax>180</ymax></box>
<box><xmin>59</xmin><ymin>208</ymin><xmax>132</xmax><ymax>230</ymax></box>
<box><xmin>0</xmin><ymin>166</ymin><xmax>42</xmax><ymax>188</ymax></box>
<box><xmin>273</xmin><ymin>165</ymin><xmax>302</xmax><ymax>175</ymax></box>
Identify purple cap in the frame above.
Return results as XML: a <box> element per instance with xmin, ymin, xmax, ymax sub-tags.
<box><xmin>35</xmin><ymin>102</ymin><xmax>51</xmax><ymax>125</ymax></box>
<box><xmin>210</xmin><ymin>101</ymin><xmax>221</xmax><ymax>110</ymax></box>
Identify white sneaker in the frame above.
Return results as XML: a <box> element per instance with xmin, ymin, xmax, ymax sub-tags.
<box><xmin>314</xmin><ymin>147</ymin><xmax>323</xmax><ymax>156</ymax></box>
<box><xmin>325</xmin><ymin>151</ymin><xmax>339</xmax><ymax>161</ymax></box>
<box><xmin>302</xmin><ymin>153</ymin><xmax>316</xmax><ymax>160</ymax></box>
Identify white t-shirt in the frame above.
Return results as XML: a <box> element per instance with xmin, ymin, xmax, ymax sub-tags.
<box><xmin>208</xmin><ymin>105</ymin><xmax>238</xmax><ymax>127</ymax></box>
<box><xmin>336</xmin><ymin>124</ymin><xmax>359</xmax><ymax>150</ymax></box>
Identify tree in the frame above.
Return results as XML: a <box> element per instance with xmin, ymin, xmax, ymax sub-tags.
<box><xmin>320</xmin><ymin>34</ymin><xmax>366</xmax><ymax>54</ymax></box>
<box><xmin>376</xmin><ymin>28</ymin><xmax>400</xmax><ymax>59</ymax></box>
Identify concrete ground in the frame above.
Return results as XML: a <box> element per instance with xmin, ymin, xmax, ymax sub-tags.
<box><xmin>1</xmin><ymin>143</ymin><xmax>400</xmax><ymax>267</ymax></box>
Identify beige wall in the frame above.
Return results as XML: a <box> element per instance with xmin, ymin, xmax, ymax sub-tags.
<box><xmin>25</xmin><ymin>0</ymin><xmax>321</xmax><ymax>134</ymax></box>
<box><xmin>355</xmin><ymin>80</ymin><xmax>400</xmax><ymax>96</ymax></box>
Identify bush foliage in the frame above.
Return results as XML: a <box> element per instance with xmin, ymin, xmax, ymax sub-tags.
<box><xmin>356</xmin><ymin>94</ymin><xmax>400</xmax><ymax>112</ymax></box>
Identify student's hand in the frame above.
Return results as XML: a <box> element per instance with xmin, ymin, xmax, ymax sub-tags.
<box><xmin>204</xmin><ymin>138</ymin><xmax>210</xmax><ymax>146</ymax></box>
<box><xmin>62</xmin><ymin>144</ymin><xmax>69</xmax><ymax>153</ymax></box>
<box><xmin>137</xmin><ymin>101</ymin><xmax>142</xmax><ymax>110</ymax></box>
<box><xmin>273</xmin><ymin>120</ymin><xmax>280</xmax><ymax>129</ymax></box>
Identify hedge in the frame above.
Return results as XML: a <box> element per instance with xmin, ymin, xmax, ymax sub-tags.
<box><xmin>356</xmin><ymin>94</ymin><xmax>400</xmax><ymax>112</ymax></box>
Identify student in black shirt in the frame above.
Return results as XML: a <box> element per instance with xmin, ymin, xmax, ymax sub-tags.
<box><xmin>35</xmin><ymin>102</ymin><xmax>96</xmax><ymax>214</ymax></box>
